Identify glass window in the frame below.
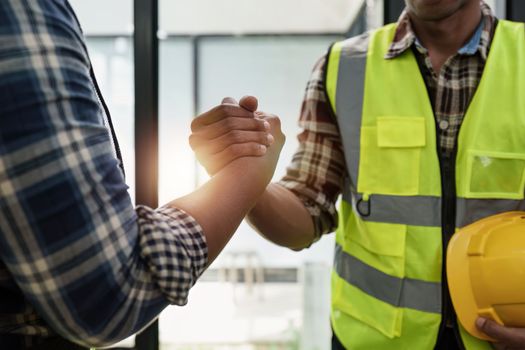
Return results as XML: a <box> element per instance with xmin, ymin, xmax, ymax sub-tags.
<box><xmin>160</xmin><ymin>35</ymin><xmax>339</xmax><ymax>349</ymax></box>
<box><xmin>159</xmin><ymin>34</ymin><xmax>340</xmax><ymax>350</ymax></box>
<box><xmin>159</xmin><ymin>38</ymin><xmax>195</xmax><ymax>203</ymax></box>
<box><xmin>157</xmin><ymin>2</ymin><xmax>353</xmax><ymax>346</ymax></box>
<box><xmin>86</xmin><ymin>38</ymin><xmax>135</xmax><ymax>200</ymax></box>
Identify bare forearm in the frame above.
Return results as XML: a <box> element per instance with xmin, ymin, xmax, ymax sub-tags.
<box><xmin>247</xmin><ymin>183</ymin><xmax>315</xmax><ymax>250</ymax></box>
<box><xmin>181</xmin><ymin>97</ymin><xmax>285</xmax><ymax>263</ymax></box>
<box><xmin>170</xmin><ymin>156</ymin><xmax>271</xmax><ymax>264</ymax></box>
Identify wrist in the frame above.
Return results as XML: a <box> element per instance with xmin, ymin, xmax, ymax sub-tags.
<box><xmin>218</xmin><ymin>156</ymin><xmax>273</xmax><ymax>196</ymax></box>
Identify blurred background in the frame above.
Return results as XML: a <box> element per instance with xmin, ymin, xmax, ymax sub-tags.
<box><xmin>68</xmin><ymin>1</ymin><xmax>512</xmax><ymax>349</ymax></box>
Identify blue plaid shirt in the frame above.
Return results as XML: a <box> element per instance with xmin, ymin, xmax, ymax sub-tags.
<box><xmin>0</xmin><ymin>0</ymin><xmax>208</xmax><ymax>348</ymax></box>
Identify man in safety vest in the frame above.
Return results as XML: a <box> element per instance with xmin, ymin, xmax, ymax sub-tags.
<box><xmin>190</xmin><ymin>0</ymin><xmax>525</xmax><ymax>349</ymax></box>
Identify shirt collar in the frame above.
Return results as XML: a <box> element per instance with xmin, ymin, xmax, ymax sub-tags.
<box><xmin>385</xmin><ymin>1</ymin><xmax>495</xmax><ymax>61</ymax></box>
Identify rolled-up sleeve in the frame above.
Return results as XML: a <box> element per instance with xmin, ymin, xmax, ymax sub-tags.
<box><xmin>278</xmin><ymin>56</ymin><xmax>348</xmax><ymax>240</ymax></box>
<box><xmin>0</xmin><ymin>0</ymin><xmax>207</xmax><ymax>347</ymax></box>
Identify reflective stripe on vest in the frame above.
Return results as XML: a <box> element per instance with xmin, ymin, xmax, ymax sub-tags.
<box><xmin>342</xmin><ymin>186</ymin><xmax>525</xmax><ymax>228</ymax></box>
<box><xmin>334</xmin><ymin>244</ymin><xmax>441</xmax><ymax>313</ymax></box>
<box><xmin>327</xmin><ymin>20</ymin><xmax>525</xmax><ymax>350</ymax></box>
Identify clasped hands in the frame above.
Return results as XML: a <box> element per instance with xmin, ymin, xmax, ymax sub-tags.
<box><xmin>189</xmin><ymin>95</ymin><xmax>285</xmax><ymax>181</ymax></box>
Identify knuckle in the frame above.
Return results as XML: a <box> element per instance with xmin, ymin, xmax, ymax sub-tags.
<box><xmin>260</xmin><ymin>132</ymin><xmax>269</xmax><ymax>143</ymax></box>
<box><xmin>220</xmin><ymin>104</ymin><xmax>236</xmax><ymax>116</ymax></box>
<box><xmin>259</xmin><ymin>121</ymin><xmax>269</xmax><ymax>131</ymax></box>
<box><xmin>258</xmin><ymin>119</ymin><xmax>270</xmax><ymax>130</ymax></box>
<box><xmin>273</xmin><ymin>116</ymin><xmax>282</xmax><ymax>127</ymax></box>
<box><xmin>267</xmin><ymin>115</ymin><xmax>281</xmax><ymax>127</ymax></box>
<box><xmin>190</xmin><ymin>119</ymin><xmax>199</xmax><ymax>132</ymax></box>
<box><xmin>480</xmin><ymin>320</ymin><xmax>491</xmax><ymax>332</ymax></box>
<box><xmin>252</xmin><ymin>119</ymin><xmax>263</xmax><ymax>129</ymax></box>
<box><xmin>218</xmin><ymin>104</ymin><xmax>228</xmax><ymax>114</ymax></box>
<box><xmin>251</xmin><ymin>143</ymin><xmax>264</xmax><ymax>153</ymax></box>
<box><xmin>222</xmin><ymin>96</ymin><xmax>236</xmax><ymax>105</ymax></box>
<box><xmin>213</xmin><ymin>104</ymin><xmax>228</xmax><ymax>119</ymax></box>
<box><xmin>188</xmin><ymin>135</ymin><xmax>196</xmax><ymax>149</ymax></box>
<box><xmin>484</xmin><ymin>322</ymin><xmax>504</xmax><ymax>339</ymax></box>
<box><xmin>247</xmin><ymin>121</ymin><xmax>258</xmax><ymax>132</ymax></box>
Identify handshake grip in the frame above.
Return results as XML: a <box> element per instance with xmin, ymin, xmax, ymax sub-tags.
<box><xmin>189</xmin><ymin>95</ymin><xmax>285</xmax><ymax>177</ymax></box>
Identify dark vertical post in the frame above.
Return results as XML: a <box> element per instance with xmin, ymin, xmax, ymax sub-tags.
<box><xmin>347</xmin><ymin>2</ymin><xmax>367</xmax><ymax>37</ymax></box>
<box><xmin>134</xmin><ymin>0</ymin><xmax>159</xmax><ymax>349</ymax></box>
<box><xmin>384</xmin><ymin>0</ymin><xmax>405</xmax><ymax>24</ymax></box>
<box><xmin>192</xmin><ymin>37</ymin><xmax>201</xmax><ymax>188</ymax></box>
<box><xmin>507</xmin><ymin>0</ymin><xmax>525</xmax><ymax>22</ymax></box>
<box><xmin>192</xmin><ymin>37</ymin><xmax>200</xmax><ymax>116</ymax></box>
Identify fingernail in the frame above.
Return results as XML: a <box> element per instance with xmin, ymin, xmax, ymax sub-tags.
<box><xmin>259</xmin><ymin>145</ymin><xmax>267</xmax><ymax>154</ymax></box>
<box><xmin>263</xmin><ymin>121</ymin><xmax>270</xmax><ymax>130</ymax></box>
<box><xmin>476</xmin><ymin>317</ymin><xmax>486</xmax><ymax>329</ymax></box>
<box><xmin>267</xmin><ymin>134</ymin><xmax>274</xmax><ymax>145</ymax></box>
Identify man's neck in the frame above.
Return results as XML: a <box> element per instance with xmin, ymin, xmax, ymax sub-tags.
<box><xmin>409</xmin><ymin>1</ymin><xmax>482</xmax><ymax>73</ymax></box>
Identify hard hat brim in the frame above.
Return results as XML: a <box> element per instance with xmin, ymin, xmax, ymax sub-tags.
<box><xmin>447</xmin><ymin>227</ymin><xmax>495</xmax><ymax>341</ymax></box>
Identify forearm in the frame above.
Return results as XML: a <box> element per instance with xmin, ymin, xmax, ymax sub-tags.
<box><xmin>171</xmin><ymin>155</ymin><xmax>273</xmax><ymax>264</ymax></box>
<box><xmin>247</xmin><ymin>183</ymin><xmax>316</xmax><ymax>250</ymax></box>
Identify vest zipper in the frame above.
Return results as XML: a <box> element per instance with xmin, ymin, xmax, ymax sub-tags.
<box><xmin>435</xmin><ymin>147</ymin><xmax>465</xmax><ymax>350</ymax></box>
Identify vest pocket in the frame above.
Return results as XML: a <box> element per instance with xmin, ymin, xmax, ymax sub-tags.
<box><xmin>344</xmin><ymin>216</ymin><xmax>406</xmax><ymax>280</ymax></box>
<box><xmin>358</xmin><ymin>117</ymin><xmax>426</xmax><ymax>196</ymax></box>
<box><xmin>332</xmin><ymin>271</ymin><xmax>404</xmax><ymax>339</ymax></box>
<box><xmin>465</xmin><ymin>150</ymin><xmax>525</xmax><ymax>199</ymax></box>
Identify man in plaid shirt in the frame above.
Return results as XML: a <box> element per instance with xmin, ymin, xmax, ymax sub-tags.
<box><xmin>0</xmin><ymin>1</ymin><xmax>284</xmax><ymax>349</ymax></box>
<box><xmin>192</xmin><ymin>0</ymin><xmax>525</xmax><ymax>349</ymax></box>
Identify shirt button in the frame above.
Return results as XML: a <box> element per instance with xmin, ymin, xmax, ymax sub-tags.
<box><xmin>439</xmin><ymin>120</ymin><xmax>449</xmax><ymax>130</ymax></box>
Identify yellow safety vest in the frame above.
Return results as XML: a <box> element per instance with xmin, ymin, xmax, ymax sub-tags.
<box><xmin>326</xmin><ymin>20</ymin><xmax>525</xmax><ymax>349</ymax></box>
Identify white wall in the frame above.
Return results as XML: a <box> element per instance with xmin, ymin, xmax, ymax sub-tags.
<box><xmin>69</xmin><ymin>0</ymin><xmax>363</xmax><ymax>35</ymax></box>
<box><xmin>69</xmin><ymin>0</ymin><xmax>509</xmax><ymax>37</ymax></box>
<box><xmin>69</xmin><ymin>0</ymin><xmax>133</xmax><ymax>35</ymax></box>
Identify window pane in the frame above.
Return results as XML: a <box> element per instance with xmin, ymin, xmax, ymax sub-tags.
<box><xmin>197</xmin><ymin>36</ymin><xmax>340</xmax><ymax>268</ymax></box>
<box><xmin>86</xmin><ymin>38</ymin><xmax>135</xmax><ymax>201</ymax></box>
<box><xmin>68</xmin><ymin>0</ymin><xmax>133</xmax><ymax>36</ymax></box>
<box><xmin>155</xmin><ymin>2</ymin><xmax>364</xmax><ymax>349</ymax></box>
<box><xmin>159</xmin><ymin>35</ymin><xmax>342</xmax><ymax>350</ymax></box>
<box><xmin>159</xmin><ymin>38</ymin><xmax>195</xmax><ymax>205</ymax></box>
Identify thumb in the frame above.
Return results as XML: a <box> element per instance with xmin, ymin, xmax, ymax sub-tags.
<box><xmin>239</xmin><ymin>95</ymin><xmax>258</xmax><ymax>113</ymax></box>
<box><xmin>221</xmin><ymin>96</ymin><xmax>238</xmax><ymax>105</ymax></box>
<box><xmin>476</xmin><ymin>318</ymin><xmax>510</xmax><ymax>342</ymax></box>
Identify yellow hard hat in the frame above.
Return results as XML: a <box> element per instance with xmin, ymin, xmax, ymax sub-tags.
<box><xmin>447</xmin><ymin>211</ymin><xmax>525</xmax><ymax>340</ymax></box>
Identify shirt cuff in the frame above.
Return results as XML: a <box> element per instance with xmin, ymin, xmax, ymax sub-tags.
<box><xmin>277</xmin><ymin>180</ymin><xmax>339</xmax><ymax>239</ymax></box>
<box><xmin>137</xmin><ymin>205</ymin><xmax>208</xmax><ymax>305</ymax></box>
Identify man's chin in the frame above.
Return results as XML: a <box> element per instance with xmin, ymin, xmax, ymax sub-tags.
<box><xmin>408</xmin><ymin>0</ymin><xmax>467</xmax><ymax>21</ymax></box>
